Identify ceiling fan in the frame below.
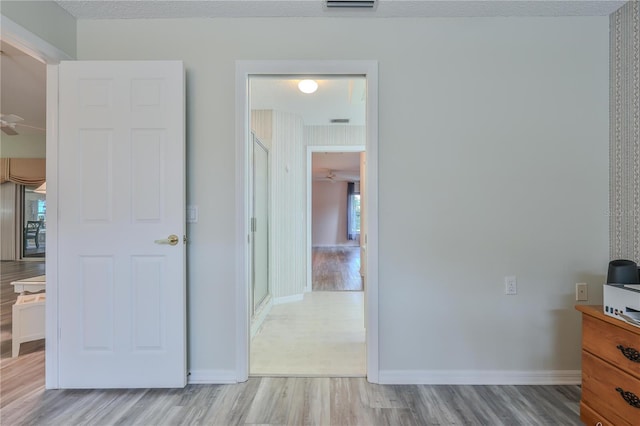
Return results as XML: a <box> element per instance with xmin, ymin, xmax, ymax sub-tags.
<box><xmin>314</xmin><ymin>169</ymin><xmax>337</xmax><ymax>182</ymax></box>
<box><xmin>1</xmin><ymin>114</ymin><xmax>45</xmax><ymax>136</ymax></box>
<box><xmin>313</xmin><ymin>169</ymin><xmax>360</xmax><ymax>182</ymax></box>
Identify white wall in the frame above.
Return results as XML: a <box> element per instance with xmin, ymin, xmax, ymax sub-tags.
<box><xmin>252</xmin><ymin>109</ymin><xmax>307</xmax><ymax>299</ymax></box>
<box><xmin>306</xmin><ymin>125</ymin><xmax>366</xmax><ymax>148</ymax></box>
<box><xmin>312</xmin><ymin>180</ymin><xmax>353</xmax><ymax>247</ymax></box>
<box><xmin>270</xmin><ymin>110</ymin><xmax>305</xmax><ymax>299</ymax></box>
<box><xmin>76</xmin><ymin>17</ymin><xmax>609</xmax><ymax>380</ymax></box>
<box><xmin>0</xmin><ymin>135</ymin><xmax>46</xmax><ymax>158</ymax></box>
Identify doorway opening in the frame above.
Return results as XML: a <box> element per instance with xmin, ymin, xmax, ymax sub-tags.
<box><xmin>2</xmin><ymin>12</ymin><xmax>73</xmax><ymax>390</ymax></box>
<box><xmin>308</xmin><ymin>149</ymin><xmax>364</xmax><ymax>293</ymax></box>
<box><xmin>22</xmin><ymin>186</ymin><xmax>47</xmax><ymax>258</ymax></box>
<box><xmin>0</xmin><ymin>37</ymin><xmax>48</xmax><ymax>406</ymax></box>
<box><xmin>236</xmin><ymin>60</ymin><xmax>379</xmax><ymax>383</ymax></box>
<box><xmin>245</xmin><ymin>73</ymin><xmax>369</xmax><ymax>377</ymax></box>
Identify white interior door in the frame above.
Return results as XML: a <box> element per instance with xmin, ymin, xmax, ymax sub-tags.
<box><xmin>57</xmin><ymin>61</ymin><xmax>186</xmax><ymax>388</ymax></box>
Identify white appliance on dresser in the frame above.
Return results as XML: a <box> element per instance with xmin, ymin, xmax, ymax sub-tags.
<box><xmin>603</xmin><ymin>283</ymin><xmax>640</xmax><ymax>328</ymax></box>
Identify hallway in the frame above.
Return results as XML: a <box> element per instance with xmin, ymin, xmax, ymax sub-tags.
<box><xmin>251</xmin><ymin>244</ymin><xmax>365</xmax><ymax>376</ymax></box>
<box><xmin>250</xmin><ymin>291</ymin><xmax>365</xmax><ymax>377</ymax></box>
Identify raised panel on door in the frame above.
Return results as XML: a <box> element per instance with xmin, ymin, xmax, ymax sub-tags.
<box><xmin>131</xmin><ymin>256</ymin><xmax>164</xmax><ymax>350</ymax></box>
<box><xmin>78</xmin><ymin>129</ymin><xmax>113</xmax><ymax>222</ymax></box>
<box><xmin>131</xmin><ymin>130</ymin><xmax>164</xmax><ymax>222</ymax></box>
<box><xmin>80</xmin><ymin>256</ymin><xmax>114</xmax><ymax>351</ymax></box>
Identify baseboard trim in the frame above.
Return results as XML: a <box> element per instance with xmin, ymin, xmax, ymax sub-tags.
<box><xmin>378</xmin><ymin>370</ymin><xmax>581</xmax><ymax>385</ymax></box>
<box><xmin>188</xmin><ymin>370</ymin><xmax>238</xmax><ymax>384</ymax></box>
<box><xmin>273</xmin><ymin>294</ymin><xmax>304</xmax><ymax>305</ymax></box>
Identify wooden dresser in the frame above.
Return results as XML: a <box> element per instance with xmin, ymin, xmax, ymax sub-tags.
<box><xmin>576</xmin><ymin>305</ymin><xmax>640</xmax><ymax>425</ymax></box>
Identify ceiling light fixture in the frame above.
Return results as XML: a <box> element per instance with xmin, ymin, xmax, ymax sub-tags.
<box><xmin>298</xmin><ymin>80</ymin><xmax>318</xmax><ymax>94</ymax></box>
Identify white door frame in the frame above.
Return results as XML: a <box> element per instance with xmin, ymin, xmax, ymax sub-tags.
<box><xmin>235</xmin><ymin>60</ymin><xmax>379</xmax><ymax>383</ymax></box>
<box><xmin>1</xmin><ymin>15</ymin><xmax>73</xmax><ymax>389</ymax></box>
<box><xmin>306</xmin><ymin>145</ymin><xmax>365</xmax><ymax>293</ymax></box>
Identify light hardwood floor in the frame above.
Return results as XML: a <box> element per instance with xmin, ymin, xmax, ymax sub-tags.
<box><xmin>251</xmin><ymin>292</ymin><xmax>365</xmax><ymax>376</ymax></box>
<box><xmin>312</xmin><ymin>247</ymin><xmax>362</xmax><ymax>291</ymax></box>
<box><xmin>0</xmin><ymin>377</ymin><xmax>582</xmax><ymax>425</ymax></box>
<box><xmin>1</xmin><ymin>261</ymin><xmax>46</xmax><ymax>410</ymax></box>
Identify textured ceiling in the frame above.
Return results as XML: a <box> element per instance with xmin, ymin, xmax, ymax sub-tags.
<box><xmin>55</xmin><ymin>0</ymin><xmax>627</xmax><ymax>19</ymax></box>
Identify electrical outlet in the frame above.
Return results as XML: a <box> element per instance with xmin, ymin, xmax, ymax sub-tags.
<box><xmin>576</xmin><ymin>283</ymin><xmax>588</xmax><ymax>301</ymax></box>
<box><xmin>505</xmin><ymin>276</ymin><xmax>517</xmax><ymax>295</ymax></box>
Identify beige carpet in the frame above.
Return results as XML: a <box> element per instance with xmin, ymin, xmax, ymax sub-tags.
<box><xmin>250</xmin><ymin>291</ymin><xmax>365</xmax><ymax>377</ymax></box>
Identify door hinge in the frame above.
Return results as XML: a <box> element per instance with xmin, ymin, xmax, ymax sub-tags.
<box><xmin>251</xmin><ymin>217</ymin><xmax>257</xmax><ymax>232</ymax></box>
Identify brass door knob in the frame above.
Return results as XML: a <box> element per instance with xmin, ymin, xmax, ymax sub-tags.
<box><xmin>154</xmin><ymin>234</ymin><xmax>179</xmax><ymax>246</ymax></box>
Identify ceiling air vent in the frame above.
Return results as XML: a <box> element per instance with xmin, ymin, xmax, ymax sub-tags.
<box><xmin>326</xmin><ymin>0</ymin><xmax>376</xmax><ymax>9</ymax></box>
<box><xmin>331</xmin><ymin>118</ymin><xmax>350</xmax><ymax>124</ymax></box>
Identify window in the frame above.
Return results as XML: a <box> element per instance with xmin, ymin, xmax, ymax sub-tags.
<box><xmin>347</xmin><ymin>182</ymin><xmax>360</xmax><ymax>240</ymax></box>
<box><xmin>23</xmin><ymin>186</ymin><xmax>46</xmax><ymax>258</ymax></box>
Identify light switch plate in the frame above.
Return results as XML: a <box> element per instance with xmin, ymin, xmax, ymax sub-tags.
<box><xmin>505</xmin><ymin>276</ymin><xmax>517</xmax><ymax>295</ymax></box>
<box><xmin>186</xmin><ymin>205</ymin><xmax>198</xmax><ymax>223</ymax></box>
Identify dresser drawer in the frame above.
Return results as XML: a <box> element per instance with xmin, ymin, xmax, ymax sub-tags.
<box><xmin>580</xmin><ymin>401</ymin><xmax>613</xmax><ymax>426</ymax></box>
<box><xmin>582</xmin><ymin>351</ymin><xmax>640</xmax><ymax>426</ymax></box>
<box><xmin>583</xmin><ymin>314</ymin><xmax>640</xmax><ymax>380</ymax></box>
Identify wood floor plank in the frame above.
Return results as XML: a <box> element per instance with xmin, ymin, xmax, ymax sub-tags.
<box><xmin>312</xmin><ymin>247</ymin><xmax>362</xmax><ymax>291</ymax></box>
<box><xmin>469</xmin><ymin>385</ymin><xmax>527</xmax><ymax>424</ymax></box>
<box><xmin>173</xmin><ymin>385</ymin><xmax>222</xmax><ymax>425</ymax></box>
<box><xmin>507</xmin><ymin>385</ymin><xmax>581</xmax><ymax>425</ymax></box>
<box><xmin>244</xmin><ymin>377</ymin><xmax>301</xmax><ymax>425</ymax></box>
<box><xmin>329</xmin><ymin>378</ymin><xmax>378</xmax><ymax>426</ymax></box>
<box><xmin>412</xmin><ymin>385</ymin><xmax>471</xmax><ymax>425</ymax></box>
<box><xmin>196</xmin><ymin>379</ymin><xmax>260</xmax><ymax>425</ymax></box>
<box><xmin>365</xmin><ymin>383</ymin><xmax>408</xmax><ymax>409</ymax></box>
<box><xmin>284</xmin><ymin>377</ymin><xmax>330</xmax><ymax>426</ymax></box>
<box><xmin>369</xmin><ymin>407</ymin><xmax>420</xmax><ymax>426</ymax></box>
